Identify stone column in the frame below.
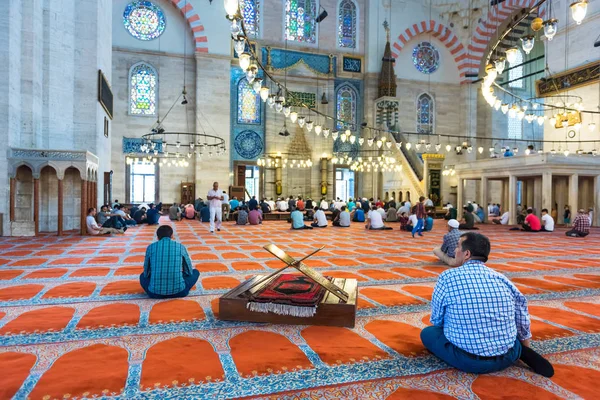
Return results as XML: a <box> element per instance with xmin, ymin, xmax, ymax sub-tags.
<box><xmin>508</xmin><ymin>174</ymin><xmax>517</xmax><ymax>225</ymax></box>
<box><xmin>456</xmin><ymin>177</ymin><xmax>463</xmax><ymax>210</ymax></box>
<box><xmin>542</xmin><ymin>172</ymin><xmax>552</xmax><ymax>215</ymax></box>
<box><xmin>594</xmin><ymin>175</ymin><xmax>600</xmax><ymax>226</ymax></box>
<box><xmin>9</xmin><ymin>177</ymin><xmax>15</xmax><ymax>222</ymax></box>
<box><xmin>568</xmin><ymin>174</ymin><xmax>579</xmax><ymax>215</ymax></box>
<box><xmin>80</xmin><ymin>180</ymin><xmax>88</xmax><ymax>235</ymax></box>
<box><xmin>533</xmin><ymin>176</ymin><xmax>542</xmax><ymax>215</ymax></box>
<box><xmin>57</xmin><ymin>178</ymin><xmax>63</xmax><ymax>236</ymax></box>
<box><xmin>33</xmin><ymin>178</ymin><xmax>40</xmax><ymax>235</ymax></box>
<box><xmin>502</xmin><ymin>179</ymin><xmax>509</xmax><ymax>212</ymax></box>
<box><xmin>520</xmin><ymin>180</ymin><xmax>527</xmax><ymax>207</ymax></box>
<box><xmin>526</xmin><ymin>179</ymin><xmax>534</xmax><ymax>209</ymax></box>
<box><xmin>480</xmin><ymin>177</ymin><xmax>488</xmax><ymax>222</ymax></box>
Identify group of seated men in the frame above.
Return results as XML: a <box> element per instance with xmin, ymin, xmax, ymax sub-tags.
<box><xmin>87</xmin><ymin>201</ymin><xmax>162</xmax><ymax>235</ymax></box>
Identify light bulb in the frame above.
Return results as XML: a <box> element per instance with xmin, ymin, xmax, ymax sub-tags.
<box><xmin>234</xmin><ymin>39</ymin><xmax>245</xmax><ymax>56</ymax></box>
<box><xmin>543</xmin><ymin>19</ymin><xmax>558</xmax><ymax>40</ymax></box>
<box><xmin>489</xmin><ymin>147</ymin><xmax>495</xmax><ymax>153</ymax></box>
<box><xmin>239</xmin><ymin>53</ymin><xmax>251</xmax><ymax>71</ymax></box>
<box><xmin>289</xmin><ymin>111</ymin><xmax>298</xmax><ymax>123</ymax></box>
<box><xmin>501</xmin><ymin>103</ymin><xmax>509</xmax><ymax>114</ymax></box>
<box><xmin>406</xmin><ymin>142</ymin><xmax>412</xmax><ymax>150</ymax></box>
<box><xmin>520</xmin><ymin>35</ymin><xmax>535</xmax><ymax>54</ymax></box>
<box><xmin>395</xmin><ymin>142</ymin><xmax>402</xmax><ymax>150</ymax></box>
<box><xmin>367</xmin><ymin>138</ymin><xmax>374</xmax><ymax>147</ymax></box>
<box><xmin>589</xmin><ymin>122</ymin><xmax>596</xmax><ymax>132</ymax></box>
<box><xmin>494</xmin><ymin>58</ymin><xmax>506</xmax><ymax>75</ymax></box>
<box><xmin>298</xmin><ymin>116</ymin><xmax>305</xmax><ymax>127</ymax></box>
<box><xmin>574</xmin><ymin>122</ymin><xmax>582</xmax><ymax>131</ymax></box>
<box><xmin>416</xmin><ymin>143</ymin><xmax>422</xmax><ymax>151</ymax></box>
<box><xmin>358</xmin><ymin>137</ymin><xmax>364</xmax><ymax>145</ymax></box>
<box><xmin>252</xmin><ymin>78</ymin><xmax>262</xmax><ymax>93</ymax></box>
<box><xmin>341</xmin><ymin>133</ymin><xmax>347</xmax><ymax>143</ymax></box>
<box><xmin>385</xmin><ymin>141</ymin><xmax>392</xmax><ymax>149</ymax></box>
<box><xmin>260</xmin><ymin>87</ymin><xmax>270</xmax><ymax>102</ymax></box>
<box><xmin>435</xmin><ymin>143</ymin><xmax>441</xmax><ymax>152</ymax></box>
<box><xmin>525</xmin><ymin>149</ymin><xmax>531</xmax><ymax>155</ymax></box>
<box><xmin>494</xmin><ymin>99</ymin><xmax>502</xmax><ymax>110</ymax></box>
<box><xmin>245</xmin><ymin>65</ymin><xmax>257</xmax><ymax>82</ymax></box>
<box><xmin>224</xmin><ymin>0</ymin><xmax>239</xmax><ymax>17</ymax></box>
<box><xmin>549</xmin><ymin>116</ymin><xmax>557</xmax><ymax>126</ymax></box>
<box><xmin>275</xmin><ymin>101</ymin><xmax>283</xmax><ymax>112</ymax></box>
<box><xmin>570</xmin><ymin>0</ymin><xmax>588</xmax><ymax>25</ymax></box>
<box><xmin>306</xmin><ymin>120</ymin><xmax>313</xmax><ymax>132</ymax></box>
<box><xmin>283</xmin><ymin>106</ymin><xmax>291</xmax><ymax>117</ymax></box>
<box><xmin>517</xmin><ymin>110</ymin><xmax>525</xmax><ymax>120</ymax></box>
<box><xmin>331</xmin><ymin>131</ymin><xmax>339</xmax><ymax>140</ymax></box>
<box><xmin>564</xmin><ymin>149</ymin><xmax>570</xmax><ymax>157</ymax></box>
<box><xmin>323</xmin><ymin>129</ymin><xmax>330</xmax><ymax>138</ymax></box>
<box><xmin>376</xmin><ymin>139</ymin><xmax>383</xmax><ymax>148</ymax></box>
<box><xmin>537</xmin><ymin>116</ymin><xmax>545</xmax><ymax>125</ymax></box>
<box><xmin>314</xmin><ymin>125</ymin><xmax>322</xmax><ymax>135</ymax></box>
<box><xmin>349</xmin><ymin>135</ymin><xmax>356</xmax><ymax>144</ymax></box>
<box><xmin>508</xmin><ymin>106</ymin><xmax>517</xmax><ymax>118</ymax></box>
<box><xmin>478</xmin><ymin>146</ymin><xmax>484</xmax><ymax>154</ymax></box>
<box><xmin>230</xmin><ymin>19</ymin><xmax>241</xmax><ymax>36</ymax></box>
<box><xmin>506</xmin><ymin>47</ymin><xmax>520</xmax><ymax>64</ymax></box>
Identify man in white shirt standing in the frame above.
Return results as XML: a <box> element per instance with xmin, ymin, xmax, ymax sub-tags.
<box><xmin>86</xmin><ymin>208</ymin><xmax>124</xmax><ymax>235</ymax></box>
<box><xmin>207</xmin><ymin>182</ymin><xmax>224</xmax><ymax>233</ymax></box>
<box><xmin>540</xmin><ymin>208</ymin><xmax>554</xmax><ymax>232</ymax></box>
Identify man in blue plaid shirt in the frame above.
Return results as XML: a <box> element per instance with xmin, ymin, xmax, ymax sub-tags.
<box><xmin>140</xmin><ymin>225</ymin><xmax>199</xmax><ymax>299</ymax></box>
<box><xmin>433</xmin><ymin>219</ymin><xmax>461</xmax><ymax>267</ymax></box>
<box><xmin>421</xmin><ymin>232</ymin><xmax>554</xmax><ymax>377</ymax></box>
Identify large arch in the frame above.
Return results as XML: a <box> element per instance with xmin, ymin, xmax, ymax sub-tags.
<box><xmin>167</xmin><ymin>0</ymin><xmax>208</xmax><ymax>53</ymax></box>
<box><xmin>391</xmin><ymin>20</ymin><xmax>466</xmax><ymax>78</ymax></box>
<box><xmin>464</xmin><ymin>0</ymin><xmax>545</xmax><ymax>82</ymax></box>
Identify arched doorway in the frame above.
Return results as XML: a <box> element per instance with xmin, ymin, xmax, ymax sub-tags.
<box><xmin>64</xmin><ymin>167</ymin><xmax>83</xmax><ymax>232</ymax></box>
<box><xmin>40</xmin><ymin>166</ymin><xmax>59</xmax><ymax>232</ymax></box>
<box><xmin>15</xmin><ymin>166</ymin><xmax>34</xmax><ymax>222</ymax></box>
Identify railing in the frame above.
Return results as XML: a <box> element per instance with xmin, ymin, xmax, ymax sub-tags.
<box><xmin>390</xmin><ymin>132</ymin><xmax>424</xmax><ymax>181</ymax></box>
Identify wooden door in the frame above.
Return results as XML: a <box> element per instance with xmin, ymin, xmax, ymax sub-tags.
<box><xmin>237</xmin><ymin>165</ymin><xmax>246</xmax><ymax>187</ymax></box>
<box><xmin>103</xmin><ymin>171</ymin><xmax>112</xmax><ymax>206</ymax></box>
<box><xmin>181</xmin><ymin>182</ymin><xmax>195</xmax><ymax>205</ymax></box>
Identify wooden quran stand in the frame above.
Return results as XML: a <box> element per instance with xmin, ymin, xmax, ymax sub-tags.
<box><xmin>218</xmin><ymin>244</ymin><xmax>358</xmax><ymax>327</ymax></box>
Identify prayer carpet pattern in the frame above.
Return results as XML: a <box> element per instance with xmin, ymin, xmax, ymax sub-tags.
<box><xmin>0</xmin><ymin>220</ymin><xmax>599</xmax><ymax>399</ymax></box>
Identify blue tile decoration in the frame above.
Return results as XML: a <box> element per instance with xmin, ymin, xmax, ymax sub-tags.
<box><xmin>234</xmin><ymin>130</ymin><xmax>264</xmax><ymax>159</ymax></box>
<box><xmin>122</xmin><ymin>137</ymin><xmax>164</xmax><ymax>154</ymax></box>
<box><xmin>262</xmin><ymin>47</ymin><xmax>335</xmax><ymax>76</ymax></box>
<box><xmin>342</xmin><ymin>56</ymin><xmax>362</xmax><ymax>73</ymax></box>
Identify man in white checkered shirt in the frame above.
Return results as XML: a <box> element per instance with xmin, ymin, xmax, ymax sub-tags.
<box><xmin>421</xmin><ymin>232</ymin><xmax>554</xmax><ymax>377</ymax></box>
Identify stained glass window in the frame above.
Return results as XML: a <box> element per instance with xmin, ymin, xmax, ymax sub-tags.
<box><xmin>237</xmin><ymin>78</ymin><xmax>261</xmax><ymax>124</ymax></box>
<box><xmin>416</xmin><ymin>93</ymin><xmax>434</xmax><ymax>134</ymax></box>
<box><xmin>285</xmin><ymin>0</ymin><xmax>317</xmax><ymax>44</ymax></box>
<box><xmin>338</xmin><ymin>0</ymin><xmax>357</xmax><ymax>48</ymax></box>
<box><xmin>240</xmin><ymin>0</ymin><xmax>260</xmax><ymax>37</ymax></box>
<box><xmin>509</xmin><ymin>50</ymin><xmax>523</xmax><ymax>89</ymax></box>
<box><xmin>129</xmin><ymin>63</ymin><xmax>157</xmax><ymax>116</ymax></box>
<box><xmin>336</xmin><ymin>85</ymin><xmax>357</xmax><ymax>130</ymax></box>
<box><xmin>412</xmin><ymin>42</ymin><xmax>440</xmax><ymax>74</ymax></box>
<box><xmin>123</xmin><ymin>1</ymin><xmax>166</xmax><ymax>41</ymax></box>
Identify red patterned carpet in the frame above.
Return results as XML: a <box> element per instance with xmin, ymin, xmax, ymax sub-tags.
<box><xmin>0</xmin><ymin>219</ymin><xmax>599</xmax><ymax>399</ymax></box>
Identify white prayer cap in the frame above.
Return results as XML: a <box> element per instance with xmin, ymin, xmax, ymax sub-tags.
<box><xmin>448</xmin><ymin>219</ymin><xmax>460</xmax><ymax>229</ymax></box>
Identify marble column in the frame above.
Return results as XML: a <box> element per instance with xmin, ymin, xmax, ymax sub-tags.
<box><xmin>502</xmin><ymin>179</ymin><xmax>509</xmax><ymax>213</ymax></box>
<box><xmin>80</xmin><ymin>180</ymin><xmax>87</xmax><ymax>235</ymax></box>
<box><xmin>508</xmin><ymin>175</ymin><xmax>517</xmax><ymax>225</ymax></box>
<box><xmin>568</xmin><ymin>174</ymin><xmax>579</xmax><ymax>215</ymax></box>
<box><xmin>457</xmin><ymin>178</ymin><xmax>464</xmax><ymax>210</ymax></box>
<box><xmin>34</xmin><ymin>178</ymin><xmax>40</xmax><ymax>235</ymax></box>
<box><xmin>533</xmin><ymin>176</ymin><xmax>542</xmax><ymax>216</ymax></box>
<box><xmin>58</xmin><ymin>178</ymin><xmax>63</xmax><ymax>236</ymax></box>
<box><xmin>9</xmin><ymin>177</ymin><xmax>15</xmax><ymax>222</ymax></box>
<box><xmin>526</xmin><ymin>179</ymin><xmax>534</xmax><ymax>209</ymax></box>
<box><xmin>594</xmin><ymin>175</ymin><xmax>600</xmax><ymax>226</ymax></box>
<box><xmin>542</xmin><ymin>172</ymin><xmax>552</xmax><ymax>215</ymax></box>
<box><xmin>480</xmin><ymin>177</ymin><xmax>488</xmax><ymax>222</ymax></box>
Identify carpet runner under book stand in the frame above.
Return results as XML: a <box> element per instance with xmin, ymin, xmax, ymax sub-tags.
<box><xmin>218</xmin><ymin>244</ymin><xmax>358</xmax><ymax>327</ymax></box>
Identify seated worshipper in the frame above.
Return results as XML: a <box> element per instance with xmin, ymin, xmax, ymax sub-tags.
<box><xmin>361</xmin><ymin>198</ymin><xmax>370</xmax><ymax>213</ymax></box>
<box><xmin>398</xmin><ymin>201</ymin><xmax>410</xmax><ymax>216</ymax></box>
<box><xmin>425</xmin><ymin>197</ymin><xmax>434</xmax><ymax>207</ymax></box>
<box><xmin>97</xmin><ymin>205</ymin><xmax>122</xmax><ymax>229</ymax></box>
<box><xmin>487</xmin><ymin>203</ymin><xmax>495</xmax><ymax>217</ymax></box>
<box><xmin>183</xmin><ymin>204</ymin><xmax>196</xmax><ymax>220</ymax></box>
<box><xmin>333</xmin><ymin>205</ymin><xmax>351</xmax><ymax>227</ymax></box>
<box><xmin>296</xmin><ymin>196</ymin><xmax>305</xmax><ymax>211</ymax></box>
<box><xmin>320</xmin><ymin>198</ymin><xmax>329</xmax><ymax>211</ymax></box>
<box><xmin>444</xmin><ymin>205</ymin><xmax>458</xmax><ymax>220</ymax></box>
<box><xmin>236</xmin><ymin>206</ymin><xmax>249</xmax><ymax>225</ymax></box>
<box><xmin>305</xmin><ymin>198</ymin><xmax>313</xmax><ymax>210</ymax></box>
<box><xmin>424</xmin><ymin>212</ymin><xmax>434</xmax><ymax>232</ymax></box>
<box><xmin>249</xmin><ymin>206</ymin><xmax>262</xmax><ymax>225</ymax></box>
<box><xmin>540</xmin><ymin>209</ymin><xmax>554</xmax><ymax>232</ymax></box>
<box><xmin>376</xmin><ymin>205</ymin><xmax>386</xmax><ymax>220</ymax></box>
<box><xmin>140</xmin><ymin>225</ymin><xmax>200</xmax><ymax>299</ymax></box>
<box><xmin>291</xmin><ymin>208</ymin><xmax>313</xmax><ymax>229</ymax></box>
<box><xmin>521</xmin><ymin>208</ymin><xmax>541</xmax><ymax>232</ymax></box>
<box><xmin>199</xmin><ymin>203</ymin><xmax>210</xmax><ymax>222</ymax></box>
<box><xmin>248</xmin><ymin>196</ymin><xmax>259</xmax><ymax>211</ymax></box>
<box><xmin>475</xmin><ymin>206</ymin><xmax>485</xmax><ymax>223</ymax></box>
<box><xmin>133</xmin><ymin>207</ymin><xmax>148</xmax><ymax>224</ymax></box>
<box><xmin>288</xmin><ymin>196</ymin><xmax>296</xmax><ymax>211</ymax></box>
<box><xmin>351</xmin><ymin>204</ymin><xmax>365</xmax><ymax>222</ymax></box>
<box><xmin>169</xmin><ymin>202</ymin><xmax>181</xmax><ymax>221</ymax></box>
<box><xmin>492</xmin><ymin>210</ymin><xmax>510</xmax><ymax>225</ymax></box>
<box><xmin>331</xmin><ymin>207</ymin><xmax>341</xmax><ymax>223</ymax></box>
<box><xmin>304</xmin><ymin>207</ymin><xmax>314</xmax><ymax>221</ymax></box>
<box><xmin>366</xmin><ymin>205</ymin><xmax>393</xmax><ymax>230</ymax></box>
<box><xmin>146</xmin><ymin>204</ymin><xmax>161</xmax><ymax>225</ymax></box>
<box><xmin>114</xmin><ymin>205</ymin><xmax>137</xmax><ymax>226</ymax></box>
<box><xmin>458</xmin><ymin>207</ymin><xmax>476</xmax><ymax>230</ymax></box>
<box><xmin>493</xmin><ymin>203</ymin><xmax>501</xmax><ymax>216</ymax></box>
<box><xmin>566</xmin><ymin>209</ymin><xmax>590</xmax><ymax>237</ymax></box>
<box><xmin>473</xmin><ymin>211</ymin><xmax>482</xmax><ymax>224</ymax></box>
<box><xmin>87</xmin><ymin>208</ymin><xmax>125</xmax><ymax>235</ymax></box>
<box><xmin>277</xmin><ymin>198</ymin><xmax>289</xmax><ymax>212</ymax></box>
<box><xmin>334</xmin><ymin>198</ymin><xmax>346</xmax><ymax>210</ymax></box>
<box><xmin>388</xmin><ymin>198</ymin><xmax>397</xmax><ymax>210</ymax></box>
<box><xmin>375</xmin><ymin>198</ymin><xmax>384</xmax><ymax>208</ymax></box>
<box><xmin>386</xmin><ymin>205</ymin><xmax>398</xmax><ymax>222</ymax></box>
<box><xmin>421</xmin><ymin>232</ymin><xmax>554</xmax><ymax>377</ymax></box>
<box><xmin>347</xmin><ymin>198</ymin><xmax>356</xmax><ymax>212</ymax></box>
<box><xmin>311</xmin><ymin>206</ymin><xmax>328</xmax><ymax>228</ymax></box>
<box><xmin>229</xmin><ymin>196</ymin><xmax>240</xmax><ymax>212</ymax></box>
<box><xmin>433</xmin><ymin>219</ymin><xmax>461</xmax><ymax>267</ymax></box>
<box><xmin>260</xmin><ymin>198</ymin><xmax>271</xmax><ymax>214</ymax></box>
<box><xmin>399</xmin><ymin>212</ymin><xmax>409</xmax><ymax>231</ymax></box>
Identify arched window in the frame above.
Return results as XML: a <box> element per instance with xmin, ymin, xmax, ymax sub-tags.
<box><xmin>337</xmin><ymin>0</ymin><xmax>357</xmax><ymax>49</ymax></box>
<box><xmin>129</xmin><ymin>62</ymin><xmax>157</xmax><ymax>116</ymax></box>
<box><xmin>285</xmin><ymin>0</ymin><xmax>317</xmax><ymax>44</ymax></box>
<box><xmin>237</xmin><ymin>78</ymin><xmax>261</xmax><ymax>124</ymax></box>
<box><xmin>509</xmin><ymin>50</ymin><xmax>523</xmax><ymax>89</ymax></box>
<box><xmin>416</xmin><ymin>93</ymin><xmax>434</xmax><ymax>134</ymax></box>
<box><xmin>508</xmin><ymin>116</ymin><xmax>522</xmax><ymax>139</ymax></box>
<box><xmin>240</xmin><ymin>0</ymin><xmax>260</xmax><ymax>37</ymax></box>
<box><xmin>336</xmin><ymin>84</ymin><xmax>357</xmax><ymax>130</ymax></box>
